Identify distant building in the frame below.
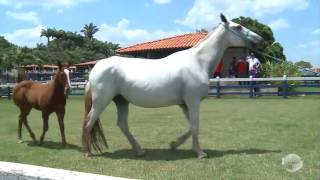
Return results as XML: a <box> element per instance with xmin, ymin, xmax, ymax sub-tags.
<box><xmin>311</xmin><ymin>67</ymin><xmax>320</xmax><ymax>73</ymax></box>
<box><xmin>116</xmin><ymin>32</ymin><xmax>250</xmax><ymax>77</ymax></box>
<box><xmin>74</xmin><ymin>61</ymin><xmax>97</xmax><ymax>71</ymax></box>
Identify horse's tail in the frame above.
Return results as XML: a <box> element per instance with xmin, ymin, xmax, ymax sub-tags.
<box><xmin>82</xmin><ymin>82</ymin><xmax>108</xmax><ymax>154</ymax></box>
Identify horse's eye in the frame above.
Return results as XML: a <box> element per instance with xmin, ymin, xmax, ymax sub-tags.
<box><xmin>235</xmin><ymin>25</ymin><xmax>242</xmax><ymax>30</ymax></box>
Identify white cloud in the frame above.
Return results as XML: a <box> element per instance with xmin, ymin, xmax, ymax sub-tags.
<box><xmin>153</xmin><ymin>0</ymin><xmax>171</xmax><ymax>5</ymax></box>
<box><xmin>1</xmin><ymin>25</ymin><xmax>47</xmax><ymax>47</ymax></box>
<box><xmin>6</xmin><ymin>11</ymin><xmax>40</xmax><ymax>24</ymax></box>
<box><xmin>95</xmin><ymin>18</ymin><xmax>186</xmax><ymax>47</ymax></box>
<box><xmin>312</xmin><ymin>28</ymin><xmax>320</xmax><ymax>35</ymax></box>
<box><xmin>176</xmin><ymin>0</ymin><xmax>309</xmax><ymax>29</ymax></box>
<box><xmin>268</xmin><ymin>19</ymin><xmax>290</xmax><ymax>30</ymax></box>
<box><xmin>294</xmin><ymin>40</ymin><xmax>320</xmax><ymax>66</ymax></box>
<box><xmin>0</xmin><ymin>0</ymin><xmax>94</xmax><ymax>9</ymax></box>
<box><xmin>298</xmin><ymin>40</ymin><xmax>320</xmax><ymax>49</ymax></box>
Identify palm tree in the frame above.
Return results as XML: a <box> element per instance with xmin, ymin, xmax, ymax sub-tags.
<box><xmin>81</xmin><ymin>23</ymin><xmax>99</xmax><ymax>39</ymax></box>
<box><xmin>40</xmin><ymin>28</ymin><xmax>50</xmax><ymax>45</ymax></box>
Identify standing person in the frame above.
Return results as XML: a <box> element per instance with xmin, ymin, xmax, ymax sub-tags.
<box><xmin>213</xmin><ymin>60</ymin><xmax>224</xmax><ymax>78</ymax></box>
<box><xmin>246</xmin><ymin>53</ymin><xmax>261</xmax><ymax>95</ymax></box>
<box><xmin>228</xmin><ymin>57</ymin><xmax>237</xmax><ymax>78</ymax></box>
<box><xmin>236</xmin><ymin>57</ymin><xmax>248</xmax><ymax>85</ymax></box>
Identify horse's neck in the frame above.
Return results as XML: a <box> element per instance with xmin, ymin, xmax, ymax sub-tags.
<box><xmin>191</xmin><ymin>25</ymin><xmax>229</xmax><ymax>76</ymax></box>
<box><xmin>50</xmin><ymin>76</ymin><xmax>65</xmax><ymax>98</ymax></box>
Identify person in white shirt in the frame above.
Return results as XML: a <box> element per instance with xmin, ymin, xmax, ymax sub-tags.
<box><xmin>246</xmin><ymin>53</ymin><xmax>261</xmax><ymax>95</ymax></box>
<box><xmin>246</xmin><ymin>53</ymin><xmax>261</xmax><ymax>77</ymax></box>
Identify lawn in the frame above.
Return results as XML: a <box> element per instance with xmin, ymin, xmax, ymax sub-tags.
<box><xmin>0</xmin><ymin>96</ymin><xmax>319</xmax><ymax>179</ymax></box>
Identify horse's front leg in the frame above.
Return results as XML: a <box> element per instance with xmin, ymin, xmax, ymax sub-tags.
<box><xmin>187</xmin><ymin>100</ymin><xmax>207</xmax><ymax>158</ymax></box>
<box><xmin>56</xmin><ymin>108</ymin><xmax>67</xmax><ymax>146</ymax></box>
<box><xmin>39</xmin><ymin>111</ymin><xmax>50</xmax><ymax>145</ymax></box>
<box><xmin>170</xmin><ymin>104</ymin><xmax>192</xmax><ymax>150</ymax></box>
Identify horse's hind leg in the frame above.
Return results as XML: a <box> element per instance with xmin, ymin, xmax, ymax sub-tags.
<box><xmin>18</xmin><ymin>109</ymin><xmax>25</xmax><ymax>143</ymax></box>
<box><xmin>170</xmin><ymin>104</ymin><xmax>192</xmax><ymax>150</ymax></box>
<box><xmin>39</xmin><ymin>111</ymin><xmax>50</xmax><ymax>145</ymax></box>
<box><xmin>114</xmin><ymin>96</ymin><xmax>145</xmax><ymax>156</ymax></box>
<box><xmin>19</xmin><ymin>107</ymin><xmax>37</xmax><ymax>143</ymax></box>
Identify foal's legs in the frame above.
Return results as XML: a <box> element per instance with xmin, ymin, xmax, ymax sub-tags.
<box><xmin>39</xmin><ymin>111</ymin><xmax>50</xmax><ymax>145</ymax></box>
<box><xmin>114</xmin><ymin>97</ymin><xmax>145</xmax><ymax>156</ymax></box>
<box><xmin>170</xmin><ymin>104</ymin><xmax>192</xmax><ymax>150</ymax></box>
<box><xmin>18</xmin><ymin>107</ymin><xmax>37</xmax><ymax>143</ymax></box>
<box><xmin>56</xmin><ymin>108</ymin><xmax>66</xmax><ymax>146</ymax></box>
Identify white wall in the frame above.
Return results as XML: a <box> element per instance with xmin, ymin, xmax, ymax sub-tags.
<box><xmin>0</xmin><ymin>161</ymin><xmax>135</xmax><ymax>180</ymax></box>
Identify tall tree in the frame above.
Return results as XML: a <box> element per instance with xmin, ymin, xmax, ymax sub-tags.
<box><xmin>295</xmin><ymin>60</ymin><xmax>312</xmax><ymax>68</ymax></box>
<box><xmin>81</xmin><ymin>23</ymin><xmax>99</xmax><ymax>39</ymax></box>
<box><xmin>232</xmin><ymin>16</ymin><xmax>286</xmax><ymax>63</ymax></box>
<box><xmin>40</xmin><ymin>29</ymin><xmax>50</xmax><ymax>45</ymax></box>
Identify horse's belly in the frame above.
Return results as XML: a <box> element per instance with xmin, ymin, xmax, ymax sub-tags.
<box><xmin>121</xmin><ymin>89</ymin><xmax>183</xmax><ymax>108</ymax></box>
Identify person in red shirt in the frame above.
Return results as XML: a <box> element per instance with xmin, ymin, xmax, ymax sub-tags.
<box><xmin>213</xmin><ymin>61</ymin><xmax>224</xmax><ymax>78</ymax></box>
<box><xmin>236</xmin><ymin>58</ymin><xmax>248</xmax><ymax>85</ymax></box>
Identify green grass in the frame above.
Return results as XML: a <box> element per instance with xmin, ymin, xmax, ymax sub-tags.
<box><xmin>0</xmin><ymin>96</ymin><xmax>319</xmax><ymax>179</ymax></box>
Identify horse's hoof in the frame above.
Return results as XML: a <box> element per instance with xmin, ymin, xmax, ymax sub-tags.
<box><xmin>18</xmin><ymin>139</ymin><xmax>23</xmax><ymax>144</ymax></box>
<box><xmin>136</xmin><ymin>149</ymin><xmax>146</xmax><ymax>157</ymax></box>
<box><xmin>61</xmin><ymin>142</ymin><xmax>67</xmax><ymax>147</ymax></box>
<box><xmin>169</xmin><ymin>141</ymin><xmax>177</xmax><ymax>150</ymax></box>
<box><xmin>85</xmin><ymin>152</ymin><xmax>93</xmax><ymax>158</ymax></box>
<box><xmin>197</xmin><ymin>152</ymin><xmax>208</xmax><ymax>159</ymax></box>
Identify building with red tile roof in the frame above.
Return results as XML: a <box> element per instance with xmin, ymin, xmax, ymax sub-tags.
<box><xmin>116</xmin><ymin>32</ymin><xmax>207</xmax><ymax>57</ymax></box>
<box><xmin>77</xmin><ymin>32</ymin><xmax>249</xmax><ymax>77</ymax></box>
<box><xmin>116</xmin><ymin>32</ymin><xmax>249</xmax><ymax>77</ymax></box>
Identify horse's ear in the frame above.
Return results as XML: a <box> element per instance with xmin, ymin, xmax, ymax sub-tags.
<box><xmin>220</xmin><ymin>13</ymin><xmax>229</xmax><ymax>25</ymax></box>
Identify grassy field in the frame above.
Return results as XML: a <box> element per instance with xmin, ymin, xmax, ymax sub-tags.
<box><xmin>0</xmin><ymin>96</ymin><xmax>319</xmax><ymax>179</ymax></box>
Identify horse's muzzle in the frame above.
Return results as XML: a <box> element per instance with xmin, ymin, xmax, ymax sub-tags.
<box><xmin>64</xmin><ymin>87</ymin><xmax>72</xmax><ymax>97</ymax></box>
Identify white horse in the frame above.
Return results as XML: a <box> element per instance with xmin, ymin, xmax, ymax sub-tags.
<box><xmin>82</xmin><ymin>14</ymin><xmax>263</xmax><ymax>158</ymax></box>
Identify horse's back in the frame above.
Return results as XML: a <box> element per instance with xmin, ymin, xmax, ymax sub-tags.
<box><xmin>89</xmin><ymin>56</ymin><xmax>187</xmax><ymax>107</ymax></box>
<box><xmin>13</xmin><ymin>81</ymin><xmax>49</xmax><ymax>109</ymax></box>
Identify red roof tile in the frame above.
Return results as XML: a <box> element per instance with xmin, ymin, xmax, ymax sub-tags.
<box><xmin>116</xmin><ymin>32</ymin><xmax>208</xmax><ymax>53</ymax></box>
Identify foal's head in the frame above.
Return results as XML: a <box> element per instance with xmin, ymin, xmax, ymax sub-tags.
<box><xmin>55</xmin><ymin>63</ymin><xmax>72</xmax><ymax>96</ymax></box>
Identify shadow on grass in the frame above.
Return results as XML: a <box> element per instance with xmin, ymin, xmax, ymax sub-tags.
<box><xmin>27</xmin><ymin>141</ymin><xmax>82</xmax><ymax>152</ymax></box>
<box><xmin>99</xmin><ymin>148</ymin><xmax>281</xmax><ymax>161</ymax></box>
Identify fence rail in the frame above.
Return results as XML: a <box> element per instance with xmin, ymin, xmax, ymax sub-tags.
<box><xmin>1</xmin><ymin>76</ymin><xmax>320</xmax><ymax>99</ymax></box>
<box><xmin>209</xmin><ymin>76</ymin><xmax>320</xmax><ymax>98</ymax></box>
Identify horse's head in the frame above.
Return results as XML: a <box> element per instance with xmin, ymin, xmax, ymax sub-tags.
<box><xmin>56</xmin><ymin>62</ymin><xmax>72</xmax><ymax>97</ymax></box>
<box><xmin>220</xmin><ymin>13</ymin><xmax>263</xmax><ymax>49</ymax></box>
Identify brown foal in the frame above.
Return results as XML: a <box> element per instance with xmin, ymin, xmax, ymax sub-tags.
<box><xmin>13</xmin><ymin>63</ymin><xmax>71</xmax><ymax>146</ymax></box>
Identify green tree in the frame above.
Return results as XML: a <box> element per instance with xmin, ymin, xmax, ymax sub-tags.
<box><xmin>0</xmin><ymin>36</ymin><xmax>18</xmax><ymax>70</ymax></box>
<box><xmin>40</xmin><ymin>29</ymin><xmax>50</xmax><ymax>45</ymax></box>
<box><xmin>81</xmin><ymin>23</ymin><xmax>99</xmax><ymax>39</ymax></box>
<box><xmin>232</xmin><ymin>16</ymin><xmax>286</xmax><ymax>63</ymax></box>
<box><xmin>294</xmin><ymin>60</ymin><xmax>312</xmax><ymax>68</ymax></box>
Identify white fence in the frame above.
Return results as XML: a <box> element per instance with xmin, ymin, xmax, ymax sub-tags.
<box><xmin>1</xmin><ymin>76</ymin><xmax>320</xmax><ymax>98</ymax></box>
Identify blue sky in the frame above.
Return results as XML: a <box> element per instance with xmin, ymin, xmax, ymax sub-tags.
<box><xmin>0</xmin><ymin>0</ymin><xmax>319</xmax><ymax>67</ymax></box>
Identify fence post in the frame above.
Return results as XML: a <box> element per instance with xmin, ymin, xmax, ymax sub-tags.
<box><xmin>6</xmin><ymin>72</ymin><xmax>11</xmax><ymax>100</ymax></box>
<box><xmin>283</xmin><ymin>75</ymin><xmax>288</xmax><ymax>98</ymax></box>
<box><xmin>249</xmin><ymin>75</ymin><xmax>254</xmax><ymax>98</ymax></box>
<box><xmin>216</xmin><ymin>76</ymin><xmax>221</xmax><ymax>98</ymax></box>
